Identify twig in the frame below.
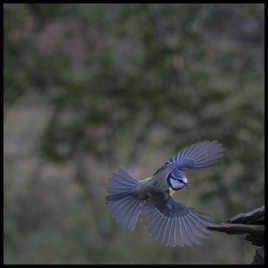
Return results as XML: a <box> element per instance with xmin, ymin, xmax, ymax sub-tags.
<box><xmin>207</xmin><ymin>223</ymin><xmax>264</xmax><ymax>235</ymax></box>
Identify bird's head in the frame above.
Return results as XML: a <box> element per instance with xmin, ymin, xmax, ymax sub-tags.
<box><xmin>167</xmin><ymin>169</ymin><xmax>188</xmax><ymax>191</ymax></box>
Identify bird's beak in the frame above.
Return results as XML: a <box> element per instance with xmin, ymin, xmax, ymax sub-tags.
<box><xmin>184</xmin><ymin>182</ymin><xmax>189</xmax><ymax>187</ymax></box>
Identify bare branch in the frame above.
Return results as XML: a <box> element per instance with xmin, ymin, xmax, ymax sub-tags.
<box><xmin>228</xmin><ymin>205</ymin><xmax>265</xmax><ymax>225</ymax></box>
<box><xmin>207</xmin><ymin>223</ymin><xmax>264</xmax><ymax>235</ymax></box>
<box><xmin>207</xmin><ymin>205</ymin><xmax>265</xmax><ymax>248</ymax></box>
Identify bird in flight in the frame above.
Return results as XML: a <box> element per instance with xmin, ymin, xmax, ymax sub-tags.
<box><xmin>106</xmin><ymin>140</ymin><xmax>224</xmax><ymax>246</ymax></box>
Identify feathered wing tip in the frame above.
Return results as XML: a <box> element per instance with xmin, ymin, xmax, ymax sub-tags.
<box><xmin>141</xmin><ymin>198</ymin><xmax>213</xmax><ymax>247</ymax></box>
<box><xmin>106</xmin><ymin>168</ymin><xmax>141</xmax><ymax>230</ymax></box>
<box><xmin>173</xmin><ymin>140</ymin><xmax>224</xmax><ymax>170</ymax></box>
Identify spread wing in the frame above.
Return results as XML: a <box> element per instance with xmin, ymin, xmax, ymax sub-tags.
<box><xmin>141</xmin><ymin>196</ymin><xmax>212</xmax><ymax>247</ymax></box>
<box><xmin>154</xmin><ymin>140</ymin><xmax>223</xmax><ymax>174</ymax></box>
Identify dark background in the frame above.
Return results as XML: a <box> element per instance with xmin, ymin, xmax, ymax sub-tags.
<box><xmin>4</xmin><ymin>4</ymin><xmax>264</xmax><ymax>264</ymax></box>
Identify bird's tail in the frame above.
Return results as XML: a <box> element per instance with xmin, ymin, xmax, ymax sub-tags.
<box><xmin>106</xmin><ymin>168</ymin><xmax>142</xmax><ymax>230</ymax></box>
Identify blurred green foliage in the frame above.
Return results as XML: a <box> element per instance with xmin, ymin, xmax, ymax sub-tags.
<box><xmin>4</xmin><ymin>4</ymin><xmax>264</xmax><ymax>264</ymax></box>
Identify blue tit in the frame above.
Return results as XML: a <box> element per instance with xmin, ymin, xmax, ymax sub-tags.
<box><xmin>106</xmin><ymin>140</ymin><xmax>223</xmax><ymax>247</ymax></box>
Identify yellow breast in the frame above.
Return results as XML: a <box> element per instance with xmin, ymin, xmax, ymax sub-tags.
<box><xmin>169</xmin><ymin>187</ymin><xmax>176</xmax><ymax>196</ymax></box>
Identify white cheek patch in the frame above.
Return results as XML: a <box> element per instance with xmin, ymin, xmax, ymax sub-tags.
<box><xmin>170</xmin><ymin>179</ymin><xmax>185</xmax><ymax>190</ymax></box>
<box><xmin>182</xmin><ymin>177</ymin><xmax>188</xmax><ymax>184</ymax></box>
